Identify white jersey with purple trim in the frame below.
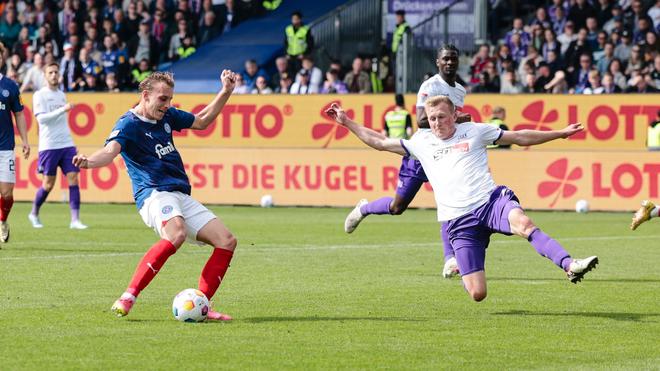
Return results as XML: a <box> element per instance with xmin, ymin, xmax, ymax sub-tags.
<box><xmin>33</xmin><ymin>87</ymin><xmax>75</xmax><ymax>151</ymax></box>
<box><xmin>401</xmin><ymin>123</ymin><xmax>502</xmax><ymax>222</ymax></box>
<box><xmin>416</xmin><ymin>74</ymin><xmax>466</xmax><ymax>110</ymax></box>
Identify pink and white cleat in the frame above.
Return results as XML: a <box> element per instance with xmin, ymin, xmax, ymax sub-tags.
<box><xmin>206</xmin><ymin>308</ymin><xmax>232</xmax><ymax>321</ymax></box>
<box><xmin>111</xmin><ymin>293</ymin><xmax>136</xmax><ymax>317</ymax></box>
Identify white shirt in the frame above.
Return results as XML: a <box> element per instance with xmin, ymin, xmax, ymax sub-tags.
<box><xmin>33</xmin><ymin>87</ymin><xmax>75</xmax><ymax>151</ymax></box>
<box><xmin>402</xmin><ymin>123</ymin><xmax>502</xmax><ymax>222</ymax></box>
<box><xmin>416</xmin><ymin>74</ymin><xmax>466</xmax><ymax>110</ymax></box>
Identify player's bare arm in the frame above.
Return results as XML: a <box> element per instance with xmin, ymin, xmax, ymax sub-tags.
<box><xmin>497</xmin><ymin>123</ymin><xmax>584</xmax><ymax>146</ymax></box>
<box><xmin>14</xmin><ymin>110</ymin><xmax>30</xmax><ymax>159</ymax></box>
<box><xmin>191</xmin><ymin>69</ymin><xmax>237</xmax><ymax>130</ymax></box>
<box><xmin>73</xmin><ymin>140</ymin><xmax>122</xmax><ymax>169</ymax></box>
<box><xmin>326</xmin><ymin>103</ymin><xmax>406</xmax><ymax>155</ymax></box>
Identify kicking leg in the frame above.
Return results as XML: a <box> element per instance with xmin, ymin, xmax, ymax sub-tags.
<box><xmin>452</xmin><ymin>231</ymin><xmax>488</xmax><ymax>302</ymax></box>
<box><xmin>111</xmin><ymin>217</ymin><xmax>186</xmax><ymax>317</ymax></box>
<box><xmin>0</xmin><ymin>182</ymin><xmax>15</xmax><ymax>243</ymax></box>
<box><xmin>631</xmin><ymin>200</ymin><xmax>658</xmax><ymax>230</ymax></box>
<box><xmin>441</xmin><ymin>222</ymin><xmax>459</xmax><ymax>278</ymax></box>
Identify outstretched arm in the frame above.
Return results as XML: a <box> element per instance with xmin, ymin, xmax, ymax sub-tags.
<box><xmin>497</xmin><ymin>123</ymin><xmax>584</xmax><ymax>146</ymax></box>
<box><xmin>326</xmin><ymin>103</ymin><xmax>406</xmax><ymax>155</ymax></box>
<box><xmin>72</xmin><ymin>141</ymin><xmax>122</xmax><ymax>169</ymax></box>
<box><xmin>190</xmin><ymin>69</ymin><xmax>237</xmax><ymax>130</ymax></box>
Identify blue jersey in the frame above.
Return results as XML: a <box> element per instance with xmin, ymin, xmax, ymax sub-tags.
<box><xmin>101</xmin><ymin>49</ymin><xmax>125</xmax><ymax>74</ymax></box>
<box><xmin>106</xmin><ymin>108</ymin><xmax>195</xmax><ymax>209</ymax></box>
<box><xmin>0</xmin><ymin>74</ymin><xmax>24</xmax><ymax>150</ymax></box>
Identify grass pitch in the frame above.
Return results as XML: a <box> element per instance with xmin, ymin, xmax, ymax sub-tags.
<box><xmin>1</xmin><ymin>202</ymin><xmax>659</xmax><ymax>370</ymax></box>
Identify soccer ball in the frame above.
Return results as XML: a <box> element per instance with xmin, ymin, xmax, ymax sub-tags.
<box><xmin>575</xmin><ymin>199</ymin><xmax>589</xmax><ymax>213</ymax></box>
<box><xmin>260</xmin><ymin>194</ymin><xmax>274</xmax><ymax>208</ymax></box>
<box><xmin>172</xmin><ymin>289</ymin><xmax>209</xmax><ymax>322</ymax></box>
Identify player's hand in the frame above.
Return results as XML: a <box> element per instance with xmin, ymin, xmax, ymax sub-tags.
<box><xmin>221</xmin><ymin>69</ymin><xmax>236</xmax><ymax>92</ymax></box>
<box><xmin>72</xmin><ymin>154</ymin><xmax>89</xmax><ymax>169</ymax></box>
<box><xmin>21</xmin><ymin>143</ymin><xmax>30</xmax><ymax>159</ymax></box>
<box><xmin>560</xmin><ymin>123</ymin><xmax>584</xmax><ymax>138</ymax></box>
<box><xmin>324</xmin><ymin>103</ymin><xmax>348</xmax><ymax>125</ymax></box>
<box><xmin>64</xmin><ymin>103</ymin><xmax>74</xmax><ymax>111</ymax></box>
<box><xmin>456</xmin><ymin>112</ymin><xmax>472</xmax><ymax>124</ymax></box>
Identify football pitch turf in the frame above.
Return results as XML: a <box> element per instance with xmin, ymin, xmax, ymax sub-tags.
<box><xmin>1</xmin><ymin>203</ymin><xmax>659</xmax><ymax>370</ymax></box>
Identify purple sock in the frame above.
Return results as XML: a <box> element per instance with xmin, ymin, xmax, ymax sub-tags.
<box><xmin>528</xmin><ymin>229</ymin><xmax>572</xmax><ymax>271</ymax></box>
<box><xmin>69</xmin><ymin>185</ymin><xmax>81</xmax><ymax>222</ymax></box>
<box><xmin>360</xmin><ymin>197</ymin><xmax>393</xmax><ymax>216</ymax></box>
<box><xmin>441</xmin><ymin>222</ymin><xmax>454</xmax><ymax>260</ymax></box>
<box><xmin>31</xmin><ymin>187</ymin><xmax>50</xmax><ymax>216</ymax></box>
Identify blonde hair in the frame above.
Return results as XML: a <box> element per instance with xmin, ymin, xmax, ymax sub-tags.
<box><xmin>425</xmin><ymin>95</ymin><xmax>455</xmax><ymax>113</ymax></box>
<box><xmin>138</xmin><ymin>71</ymin><xmax>174</xmax><ymax>93</ymax></box>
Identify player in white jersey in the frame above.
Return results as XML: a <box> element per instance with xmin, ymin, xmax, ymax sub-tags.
<box><xmin>344</xmin><ymin>45</ymin><xmax>468</xmax><ymax>278</ymax></box>
<box><xmin>326</xmin><ymin>96</ymin><xmax>598</xmax><ymax>302</ymax></box>
<box><xmin>28</xmin><ymin>63</ymin><xmax>87</xmax><ymax>229</ymax></box>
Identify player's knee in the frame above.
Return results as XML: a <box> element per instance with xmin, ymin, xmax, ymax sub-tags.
<box><xmin>42</xmin><ymin>182</ymin><xmax>55</xmax><ymax>192</ymax></box>
<box><xmin>517</xmin><ymin>216</ymin><xmax>536</xmax><ymax>237</ymax></box>
<box><xmin>224</xmin><ymin>234</ymin><xmax>238</xmax><ymax>251</ymax></box>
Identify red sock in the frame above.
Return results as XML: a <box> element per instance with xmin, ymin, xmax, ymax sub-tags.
<box><xmin>126</xmin><ymin>239</ymin><xmax>177</xmax><ymax>297</ymax></box>
<box><xmin>0</xmin><ymin>196</ymin><xmax>14</xmax><ymax>222</ymax></box>
<box><xmin>199</xmin><ymin>248</ymin><xmax>234</xmax><ymax>300</ymax></box>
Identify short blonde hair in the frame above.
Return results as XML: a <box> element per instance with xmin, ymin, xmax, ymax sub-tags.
<box><xmin>425</xmin><ymin>95</ymin><xmax>455</xmax><ymax>112</ymax></box>
<box><xmin>139</xmin><ymin>71</ymin><xmax>174</xmax><ymax>93</ymax></box>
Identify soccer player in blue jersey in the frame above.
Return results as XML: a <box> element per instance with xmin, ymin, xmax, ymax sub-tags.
<box><xmin>0</xmin><ymin>43</ymin><xmax>31</xmax><ymax>244</ymax></box>
<box><xmin>73</xmin><ymin>70</ymin><xmax>238</xmax><ymax>320</ymax></box>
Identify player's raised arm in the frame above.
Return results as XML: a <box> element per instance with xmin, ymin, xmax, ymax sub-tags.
<box><xmin>73</xmin><ymin>141</ymin><xmax>122</xmax><ymax>169</ymax></box>
<box><xmin>326</xmin><ymin>103</ymin><xmax>406</xmax><ymax>155</ymax></box>
<box><xmin>190</xmin><ymin>69</ymin><xmax>237</xmax><ymax>130</ymax></box>
<box><xmin>497</xmin><ymin>123</ymin><xmax>584</xmax><ymax>147</ymax></box>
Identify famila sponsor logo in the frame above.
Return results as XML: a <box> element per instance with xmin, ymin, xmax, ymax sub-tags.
<box><xmin>155</xmin><ymin>142</ymin><xmax>176</xmax><ymax>159</ymax></box>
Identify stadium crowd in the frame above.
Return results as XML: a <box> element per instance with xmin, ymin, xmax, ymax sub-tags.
<box><xmin>0</xmin><ymin>0</ymin><xmax>658</xmax><ymax>94</ymax></box>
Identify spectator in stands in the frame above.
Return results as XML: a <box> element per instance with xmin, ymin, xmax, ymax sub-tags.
<box><xmin>104</xmin><ymin>72</ymin><xmax>120</xmax><ymax>92</ymax></box>
<box><xmin>604</xmin><ymin>6</ymin><xmax>625</xmax><ymax>34</ymax></box>
<box><xmin>198</xmin><ymin>11</ymin><xmax>220</xmax><ymax>45</ymax></box>
<box><xmin>570</xmin><ymin>53</ymin><xmax>594</xmax><ymax>93</ymax></box>
<box><xmin>542</xmin><ymin>28</ymin><xmax>561</xmax><ymax>61</ymax></box>
<box><xmin>20</xmin><ymin>52</ymin><xmax>45</xmax><ymax>92</ymax></box>
<box><xmin>614</xmin><ymin>29</ymin><xmax>634</xmax><ymax>62</ymax></box>
<box><xmin>649</xmin><ymin>0</ymin><xmax>660</xmax><ymax>29</ymax></box>
<box><xmin>113</xmin><ymin>8</ymin><xmax>131</xmax><ymax>43</ymax></box>
<box><xmin>509</xmin><ymin>33</ymin><xmax>527</xmax><ymax>64</ymax></box>
<box><xmin>362</xmin><ymin>57</ymin><xmax>383</xmax><ymax>93</ymax></box>
<box><xmin>218</xmin><ymin>0</ymin><xmax>244</xmax><ymax>34</ymax></box>
<box><xmin>548</xmin><ymin>0</ymin><xmax>570</xmax><ymax>24</ymax></box>
<box><xmin>80</xmin><ymin>47</ymin><xmax>102</xmax><ymax>78</ymax></box>
<box><xmin>103</xmin><ymin>0</ymin><xmax>120</xmax><ymax>20</ymax></box>
<box><xmin>583</xmin><ymin>69</ymin><xmax>605</xmax><ymax>94</ymax></box>
<box><xmin>505</xmin><ymin>17</ymin><xmax>531</xmax><ymax>52</ymax></box>
<box><xmin>125</xmin><ymin>1</ymin><xmax>142</xmax><ymax>37</ymax></box>
<box><xmin>241</xmin><ymin>59</ymin><xmax>268</xmax><ymax>91</ymax></box>
<box><xmin>601</xmin><ymin>72</ymin><xmax>623</xmax><ymax>92</ymax></box>
<box><xmin>151</xmin><ymin>10</ymin><xmax>167</xmax><ymax>52</ymax></box>
<box><xmin>111</xmin><ymin>32</ymin><xmax>131</xmax><ymax>88</ymax></box>
<box><xmin>168</xmin><ymin>19</ymin><xmax>191</xmax><ymax>61</ymax></box>
<box><xmin>558</xmin><ymin>21</ymin><xmax>578</xmax><ymax>55</ymax></box>
<box><xmin>592</xmin><ymin>31</ymin><xmax>609</xmax><ymax>62</ymax></box>
<box><xmin>82</xmin><ymin>38</ymin><xmax>102</xmax><ymax>65</ymax></box>
<box><xmin>585</xmin><ymin>17</ymin><xmax>600</xmax><ymax>50</ymax></box>
<box><xmin>647</xmin><ymin>109</ymin><xmax>660</xmax><ymax>150</ymax></box>
<box><xmin>469</xmin><ymin>44</ymin><xmax>492</xmax><ymax>85</ymax></box>
<box><xmin>295</xmin><ymin>55</ymin><xmax>322</xmax><ymax>91</ymax></box>
<box><xmin>521</xmin><ymin>63</ymin><xmax>539</xmax><ymax>93</ymax></box>
<box><xmin>7</xmin><ymin>53</ymin><xmax>26</xmax><ymax>84</ymax></box>
<box><xmin>487</xmin><ymin>106</ymin><xmax>510</xmax><ymax>149</ymax></box>
<box><xmin>552</xmin><ymin>6</ymin><xmax>568</xmax><ymax>36</ymax></box>
<box><xmin>494</xmin><ymin>44</ymin><xmax>512</xmax><ymax>75</ymax></box>
<box><xmin>231</xmin><ymin>73</ymin><xmax>248</xmax><ymax>94</ymax></box>
<box><xmin>484</xmin><ymin>61</ymin><xmax>501</xmax><ymax>91</ymax></box>
<box><xmin>128</xmin><ymin>20</ymin><xmax>159</xmax><ymax>68</ymax></box>
<box><xmin>565</xmin><ymin>28</ymin><xmax>592</xmax><ymax>73</ymax></box>
<box><xmin>569</xmin><ymin>0</ymin><xmax>597</xmax><ymax>30</ymax></box>
<box><xmin>270</xmin><ymin>56</ymin><xmax>293</xmax><ymax>90</ymax></box>
<box><xmin>627</xmin><ymin>0</ymin><xmax>646</xmax><ymax>33</ymax></box>
<box><xmin>500</xmin><ymin>68</ymin><xmax>523</xmax><ymax>93</ymax></box>
<box><xmin>633</xmin><ymin>17</ymin><xmax>654</xmax><ymax>45</ymax></box>
<box><xmin>60</xmin><ymin>43</ymin><xmax>83</xmax><ymax>92</ymax></box>
<box><xmin>80</xmin><ymin>72</ymin><xmax>100</xmax><ymax>91</ymax></box>
<box><xmin>471</xmin><ymin>70</ymin><xmax>499</xmax><ymax>93</ymax></box>
<box><xmin>276</xmin><ymin>71</ymin><xmax>293</xmax><ymax>94</ymax></box>
<box><xmin>58</xmin><ymin>0</ymin><xmax>77</xmax><ymax>40</ymax></box>
<box><xmin>290</xmin><ymin>68</ymin><xmax>318</xmax><ymax>94</ymax></box>
<box><xmin>627</xmin><ymin>73</ymin><xmax>659</xmax><ymax>92</ymax></box>
<box><xmin>597</xmin><ymin>41</ymin><xmax>615</xmax><ymax>73</ymax></box>
<box><xmin>650</xmin><ymin>54</ymin><xmax>660</xmax><ymax>88</ymax></box>
<box><xmin>176</xmin><ymin>34</ymin><xmax>196</xmax><ymax>60</ymax></box>
<box><xmin>321</xmin><ymin>69</ymin><xmax>348</xmax><ymax>94</ymax></box>
<box><xmin>0</xmin><ymin>8</ymin><xmax>21</xmax><ymax>50</ymax></box>
<box><xmin>328</xmin><ymin>59</ymin><xmax>344</xmax><ymax>80</ymax></box>
<box><xmin>12</xmin><ymin>27</ymin><xmax>31</xmax><ymax>60</ymax></box>
<box><xmin>251</xmin><ymin>75</ymin><xmax>273</xmax><ymax>94</ymax></box>
<box><xmin>625</xmin><ymin>45</ymin><xmax>645</xmax><ymax>76</ymax></box>
<box><xmin>596</xmin><ymin>0</ymin><xmax>614</xmax><ymax>26</ymax></box>
<box><xmin>530</xmin><ymin>7</ymin><xmax>552</xmax><ymax>30</ymax></box>
<box><xmin>534</xmin><ymin>61</ymin><xmax>555</xmax><ymax>93</ymax></box>
<box><xmin>284</xmin><ymin>11</ymin><xmax>313</xmax><ymax>70</ymax></box>
<box><xmin>391</xmin><ymin>9</ymin><xmax>410</xmax><ymax>55</ymax></box>
<box><xmin>518</xmin><ymin>46</ymin><xmax>542</xmax><ymax>79</ymax></box>
<box><xmin>131</xmin><ymin>58</ymin><xmax>153</xmax><ymax>89</ymax></box>
<box><xmin>530</xmin><ymin>24</ymin><xmax>545</xmax><ymax>51</ymax></box>
<box><xmin>344</xmin><ymin>56</ymin><xmax>371</xmax><ymax>93</ymax></box>
<box><xmin>608</xmin><ymin>58</ymin><xmax>628</xmax><ymax>90</ymax></box>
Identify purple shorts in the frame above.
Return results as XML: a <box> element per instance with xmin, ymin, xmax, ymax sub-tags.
<box><xmin>38</xmin><ymin>147</ymin><xmax>79</xmax><ymax>176</ymax></box>
<box><xmin>446</xmin><ymin>185</ymin><xmax>522</xmax><ymax>276</ymax></box>
<box><xmin>396</xmin><ymin>156</ymin><xmax>428</xmax><ymax>201</ymax></box>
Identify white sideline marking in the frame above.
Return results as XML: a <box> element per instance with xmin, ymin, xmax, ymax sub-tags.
<box><xmin>0</xmin><ymin>234</ymin><xmax>657</xmax><ymax>261</ymax></box>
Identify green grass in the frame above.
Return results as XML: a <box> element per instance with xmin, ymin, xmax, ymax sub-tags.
<box><xmin>1</xmin><ymin>202</ymin><xmax>659</xmax><ymax>370</ymax></box>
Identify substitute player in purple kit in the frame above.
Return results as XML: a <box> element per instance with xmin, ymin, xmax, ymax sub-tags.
<box><xmin>344</xmin><ymin>45</ymin><xmax>468</xmax><ymax>279</ymax></box>
<box><xmin>0</xmin><ymin>43</ymin><xmax>30</xmax><ymax>244</ymax></box>
<box><xmin>326</xmin><ymin>96</ymin><xmax>598</xmax><ymax>302</ymax></box>
<box><xmin>73</xmin><ymin>70</ymin><xmax>238</xmax><ymax>320</ymax></box>
<box><xmin>28</xmin><ymin>63</ymin><xmax>87</xmax><ymax>230</ymax></box>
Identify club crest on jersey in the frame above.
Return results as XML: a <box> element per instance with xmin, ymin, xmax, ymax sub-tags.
<box><xmin>1</xmin><ymin>90</ymin><xmax>9</xmax><ymax>97</ymax></box>
<box><xmin>162</xmin><ymin>205</ymin><xmax>173</xmax><ymax>214</ymax></box>
<box><xmin>163</xmin><ymin>123</ymin><xmax>171</xmax><ymax>133</ymax></box>
<box><xmin>155</xmin><ymin>141</ymin><xmax>176</xmax><ymax>159</ymax></box>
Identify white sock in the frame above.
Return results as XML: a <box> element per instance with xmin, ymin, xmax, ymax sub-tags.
<box><xmin>651</xmin><ymin>206</ymin><xmax>659</xmax><ymax>218</ymax></box>
<box><xmin>120</xmin><ymin>292</ymin><xmax>137</xmax><ymax>302</ymax></box>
